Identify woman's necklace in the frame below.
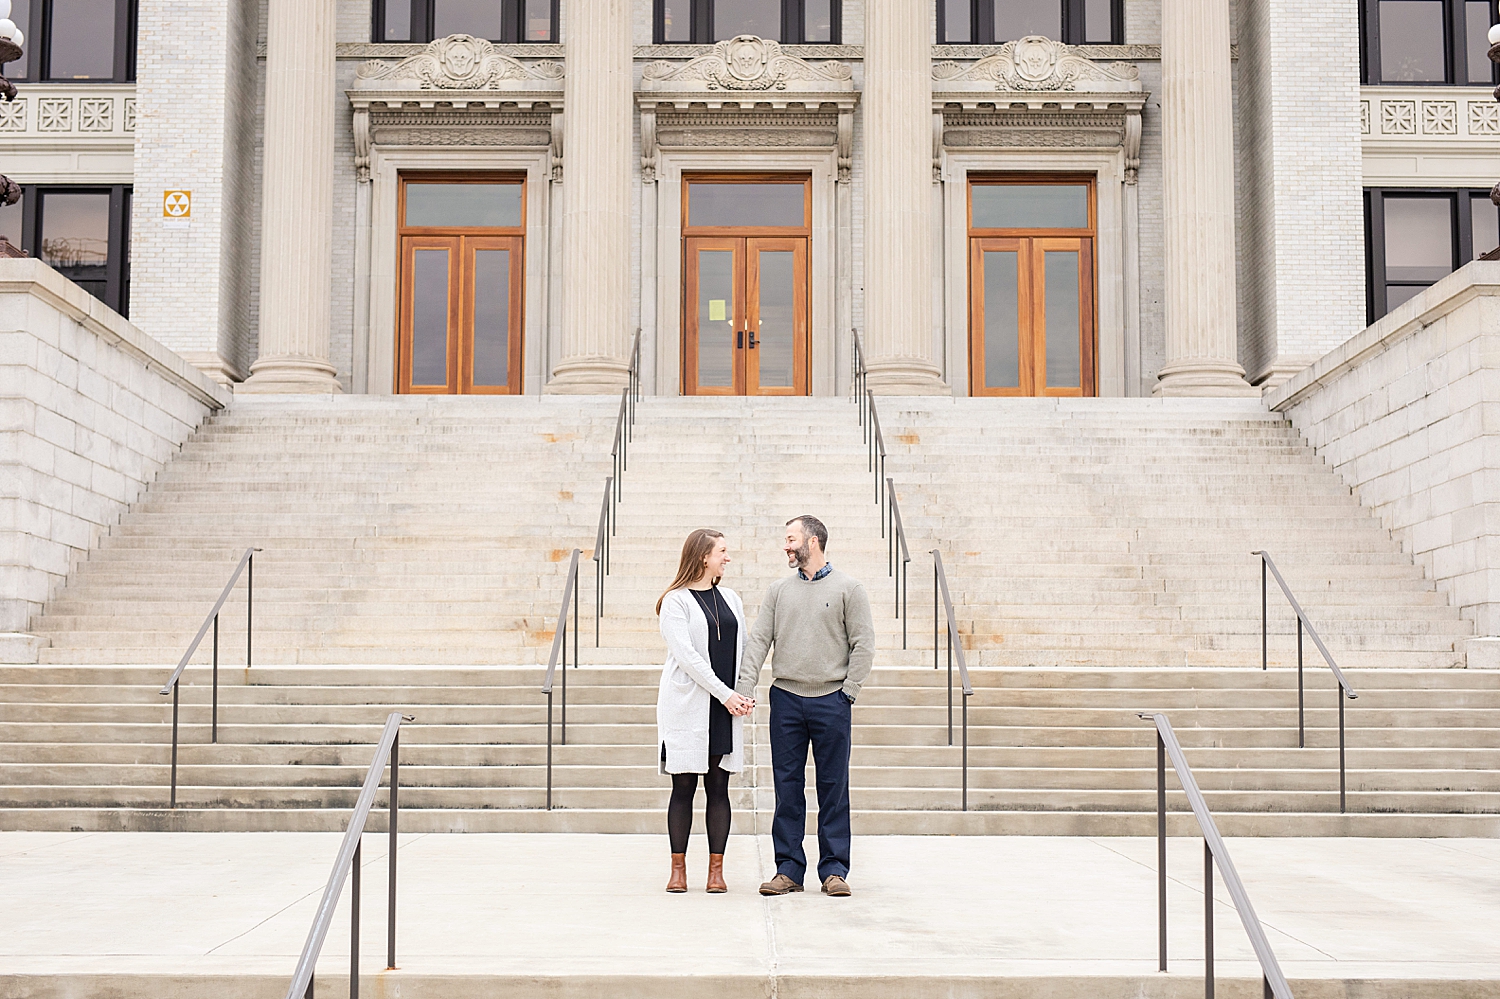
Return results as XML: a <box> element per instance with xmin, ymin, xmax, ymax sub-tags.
<box><xmin>699</xmin><ymin>586</ymin><xmax>725</xmax><ymax>640</ymax></box>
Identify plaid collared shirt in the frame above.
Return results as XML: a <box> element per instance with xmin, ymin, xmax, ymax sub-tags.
<box><xmin>798</xmin><ymin>562</ymin><xmax>833</xmax><ymax>581</ymax></box>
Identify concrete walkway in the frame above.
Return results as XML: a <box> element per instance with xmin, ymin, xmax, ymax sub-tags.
<box><xmin>3</xmin><ymin>832</ymin><xmax>1499</xmax><ymax>998</ymax></box>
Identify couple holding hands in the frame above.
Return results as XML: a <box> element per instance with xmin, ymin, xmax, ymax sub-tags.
<box><xmin>655</xmin><ymin>515</ymin><xmax>875</xmax><ymax>897</ymax></box>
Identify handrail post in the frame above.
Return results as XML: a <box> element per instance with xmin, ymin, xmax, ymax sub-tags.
<box><xmin>1297</xmin><ymin>620</ymin><xmax>1304</xmax><ymax>749</ymax></box>
<box><xmin>212</xmin><ymin>614</ymin><xmax>219</xmax><ymax>745</ymax></box>
<box><xmin>1157</xmin><ymin>731</ymin><xmax>1167</xmax><ymax>972</ymax></box>
<box><xmin>546</xmin><ymin>689</ymin><xmax>554</xmax><ymax>811</ymax></box>
<box><xmin>573</xmin><ymin>564</ymin><xmax>579</xmax><ymax>670</ymax></box>
<box><xmin>1205</xmin><ymin>840</ymin><xmax>1214</xmax><ymax>999</ymax></box>
<box><xmin>248</xmin><ymin>550</ymin><xmax>254</xmax><ymax>669</ymax></box>
<box><xmin>170</xmin><ymin>683</ymin><xmax>180</xmax><ymax>808</ymax></box>
<box><xmin>901</xmin><ymin>556</ymin><xmax>908</xmax><ymax>651</ymax></box>
<box><xmin>561</xmin><ymin>610</ymin><xmax>568</xmax><ymax>747</ymax></box>
<box><xmin>933</xmin><ymin>559</ymin><xmax>938</xmax><ymax>670</ymax></box>
<box><xmin>350</xmin><ymin>839</ymin><xmax>360</xmax><ymax>999</ymax></box>
<box><xmin>387</xmin><ymin>732</ymin><xmax>398</xmax><ymax>970</ymax></box>
<box><xmin>946</xmin><ymin>625</ymin><xmax>953</xmax><ymax>747</ymax></box>
<box><xmin>1339</xmin><ymin>693</ymin><xmax>1347</xmax><ymax>814</ymax></box>
<box><xmin>1260</xmin><ymin>556</ymin><xmax>1266</xmax><ymax>671</ymax></box>
<box><xmin>961</xmin><ymin>690</ymin><xmax>968</xmax><ymax>812</ymax></box>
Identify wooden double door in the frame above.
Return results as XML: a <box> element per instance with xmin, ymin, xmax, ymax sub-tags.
<box><xmin>684</xmin><ymin>237</ymin><xmax>809</xmax><ymax>395</ymax></box>
<box><xmin>969</xmin><ymin>235</ymin><xmax>1096</xmax><ymax>397</ymax></box>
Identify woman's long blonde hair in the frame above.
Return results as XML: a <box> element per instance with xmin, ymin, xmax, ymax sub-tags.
<box><xmin>656</xmin><ymin>529</ymin><xmax>725</xmax><ymax>614</ymax></box>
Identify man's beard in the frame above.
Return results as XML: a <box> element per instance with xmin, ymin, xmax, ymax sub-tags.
<box><xmin>788</xmin><ymin>540</ymin><xmax>811</xmax><ymax>568</ymax></box>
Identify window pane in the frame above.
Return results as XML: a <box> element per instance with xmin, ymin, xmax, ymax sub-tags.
<box><xmin>941</xmin><ymin>0</ymin><xmax>971</xmax><ymax>42</ymax></box>
<box><xmin>712</xmin><ymin>0</ymin><xmax>781</xmax><ymax>40</ymax></box>
<box><xmin>1385</xmin><ymin>284</ymin><xmax>1426</xmax><ymax>310</ymax></box>
<box><xmin>383</xmin><ymin>0</ymin><xmax>412</xmax><ymax>41</ymax></box>
<box><xmin>524</xmin><ymin>0</ymin><xmax>553</xmax><ymax>40</ymax></box>
<box><xmin>1379</xmin><ymin>0</ymin><xmax>1447</xmax><ymax>82</ymax></box>
<box><xmin>48</xmin><ymin>0</ymin><xmax>116</xmax><ymax>80</ymax></box>
<box><xmin>688</xmin><ymin>182</ymin><xmax>805</xmax><ymax>227</ymax></box>
<box><xmin>6</xmin><ymin>0</ymin><xmax>30</xmax><ymax>77</ymax></box>
<box><xmin>756</xmin><ymin>250</ymin><xmax>795</xmax><ymax>388</ymax></box>
<box><xmin>662</xmin><ymin>1</ymin><xmax>691</xmax><ymax>41</ymax></box>
<box><xmin>983</xmin><ymin>250</ymin><xmax>1020</xmax><ymax>389</ymax></box>
<box><xmin>805</xmin><ymin>0</ymin><xmax>833</xmax><ymax>42</ymax></box>
<box><xmin>1044</xmin><ymin>250</ymin><xmax>1081</xmax><ymax>389</ymax></box>
<box><xmin>434</xmin><ymin>0</ymin><xmax>506</xmax><ymax>40</ymax></box>
<box><xmin>1472</xmin><ymin>193</ymin><xmax>1500</xmax><ymax>258</ymax></box>
<box><xmin>697</xmin><ymin>250</ymin><xmax>735</xmax><ymax>388</ymax></box>
<box><xmin>0</xmin><ymin>190</ymin><xmax>21</xmax><ymax>249</ymax></box>
<box><xmin>1384</xmin><ymin>197</ymin><xmax>1453</xmax><ymax>283</ymax></box>
<box><xmin>405</xmin><ymin>183</ymin><xmax>522</xmax><ymax>228</ymax></box>
<box><xmin>972</xmin><ymin>185</ymin><xmax>1088</xmax><ymax>229</ymax></box>
<box><xmin>472</xmin><ymin>249</ymin><xmax>510</xmax><ymax>388</ymax></box>
<box><xmin>40</xmin><ymin>192</ymin><xmax>110</xmax><ymax>301</ymax></box>
<box><xmin>994</xmin><ymin>0</ymin><xmax>1061</xmax><ymax>42</ymax></box>
<box><xmin>1467</xmin><ymin>1</ymin><xmax>1495</xmax><ymax>83</ymax></box>
<box><xmin>411</xmin><ymin>249</ymin><xmax>450</xmax><ymax>386</ymax></box>
<box><xmin>1084</xmin><ymin>0</ymin><xmax>1113</xmax><ymax>43</ymax></box>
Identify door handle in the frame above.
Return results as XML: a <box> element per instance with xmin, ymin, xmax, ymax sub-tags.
<box><xmin>747</xmin><ymin>330</ymin><xmax>758</xmax><ymax>349</ymax></box>
<box><xmin>736</xmin><ymin>330</ymin><xmax>743</xmax><ymax>349</ymax></box>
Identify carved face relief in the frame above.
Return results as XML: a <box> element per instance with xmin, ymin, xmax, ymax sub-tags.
<box><xmin>1012</xmin><ymin>36</ymin><xmax>1059</xmax><ymax>86</ymax></box>
<box><xmin>725</xmin><ymin>36</ymin><xmax>771</xmax><ymax>81</ymax></box>
<box><xmin>438</xmin><ymin>36</ymin><xmax>482</xmax><ymax>83</ymax></box>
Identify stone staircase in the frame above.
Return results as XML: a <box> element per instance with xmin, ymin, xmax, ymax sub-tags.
<box><xmin>4</xmin><ymin>393</ymin><xmax>1493</xmax><ymax>835</ymax></box>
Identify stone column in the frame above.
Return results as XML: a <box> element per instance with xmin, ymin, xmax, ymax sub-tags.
<box><xmin>546</xmin><ymin>0</ymin><xmax>632</xmax><ymax>394</ymax></box>
<box><xmin>241</xmin><ymin>0</ymin><xmax>341</xmax><ymax>394</ymax></box>
<box><xmin>1154</xmin><ymin>0</ymin><xmax>1258</xmax><ymax>397</ymax></box>
<box><xmin>862</xmin><ymin>0</ymin><xmax>947</xmax><ymax>394</ymax></box>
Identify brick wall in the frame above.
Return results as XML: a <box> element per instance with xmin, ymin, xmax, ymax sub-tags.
<box><xmin>0</xmin><ymin>260</ymin><xmax>229</xmax><ymax>659</ymax></box>
<box><xmin>1268</xmin><ymin>260</ymin><xmax>1499</xmax><ymax>649</ymax></box>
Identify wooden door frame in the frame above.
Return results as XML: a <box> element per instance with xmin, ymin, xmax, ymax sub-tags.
<box><xmin>968</xmin><ymin>237</ymin><xmax>1032</xmax><ymax>397</ymax></box>
<box><xmin>745</xmin><ymin>236</ymin><xmax>811</xmax><ymax>396</ymax></box>
<box><xmin>683</xmin><ymin>236</ymin><xmax>747</xmax><ymax>395</ymax></box>
<box><xmin>1034</xmin><ymin>236</ymin><xmax>1095</xmax><ymax>398</ymax></box>
<box><xmin>397</xmin><ymin>235</ymin><xmax>461</xmax><ymax>394</ymax></box>
<box><xmin>458</xmin><ymin>235</ymin><xmax>525</xmax><ymax>395</ymax></box>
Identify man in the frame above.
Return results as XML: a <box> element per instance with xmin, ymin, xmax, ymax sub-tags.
<box><xmin>737</xmin><ymin>515</ymin><xmax>875</xmax><ymax>897</ymax></box>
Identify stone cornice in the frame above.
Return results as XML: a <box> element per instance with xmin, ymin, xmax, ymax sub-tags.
<box><xmin>635</xmin><ymin>43</ymin><xmax>861</xmax><ymax>59</ymax></box>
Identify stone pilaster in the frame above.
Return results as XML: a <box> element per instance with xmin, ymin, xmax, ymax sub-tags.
<box><xmin>862</xmin><ymin>0</ymin><xmax>947</xmax><ymax>395</ymax></box>
<box><xmin>128</xmin><ymin>0</ymin><xmax>257</xmax><ymax>385</ymax></box>
<box><xmin>546</xmin><ymin>0</ymin><xmax>632</xmax><ymax>394</ymax></box>
<box><xmin>240</xmin><ymin>0</ymin><xmax>341</xmax><ymax>394</ymax></box>
<box><xmin>1154</xmin><ymin>0</ymin><xmax>1258</xmax><ymax>397</ymax></box>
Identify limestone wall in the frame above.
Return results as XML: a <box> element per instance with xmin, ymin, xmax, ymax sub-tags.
<box><xmin>0</xmin><ymin>260</ymin><xmax>229</xmax><ymax>660</ymax></box>
<box><xmin>1268</xmin><ymin>260</ymin><xmax>1500</xmax><ymax>653</ymax></box>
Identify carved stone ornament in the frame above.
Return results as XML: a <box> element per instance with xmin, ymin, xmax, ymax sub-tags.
<box><xmin>354</xmin><ymin>33</ymin><xmax>563</xmax><ymax>90</ymax></box>
<box><xmin>932</xmin><ymin>35</ymin><xmax>1140</xmax><ymax>93</ymax></box>
<box><xmin>641</xmin><ymin>34</ymin><xmax>851</xmax><ymax>92</ymax></box>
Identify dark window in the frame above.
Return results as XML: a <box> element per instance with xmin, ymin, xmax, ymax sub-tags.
<box><xmin>653</xmin><ymin>0</ymin><xmax>842</xmax><ymax>44</ymax></box>
<box><xmin>939</xmin><ymin>0</ymin><xmax>1121</xmax><ymax>45</ymax></box>
<box><xmin>1365</xmin><ymin>188</ymin><xmax>1498</xmax><ymax>319</ymax></box>
<box><xmin>374</xmin><ymin>0</ymin><xmax>558</xmax><ymax>43</ymax></box>
<box><xmin>1361</xmin><ymin>0</ymin><xmax>1498</xmax><ymax>84</ymax></box>
<box><xmin>3</xmin><ymin>0</ymin><xmax>136</xmax><ymax>83</ymax></box>
<box><xmin>0</xmin><ymin>185</ymin><xmax>132</xmax><ymax>316</ymax></box>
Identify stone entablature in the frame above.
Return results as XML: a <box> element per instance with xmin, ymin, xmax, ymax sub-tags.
<box><xmin>637</xmin><ymin>35</ymin><xmax>858</xmax><ymax>182</ymax></box>
<box><xmin>348</xmin><ymin>34</ymin><xmax>564</xmax><ymax>182</ymax></box>
<box><xmin>0</xmin><ymin>84</ymin><xmax>137</xmax><ymax>185</ymax></box>
<box><xmin>932</xmin><ymin>36</ymin><xmax>1148</xmax><ymax>181</ymax></box>
<box><xmin>1360</xmin><ymin>85</ymin><xmax>1500</xmax><ymax>188</ymax></box>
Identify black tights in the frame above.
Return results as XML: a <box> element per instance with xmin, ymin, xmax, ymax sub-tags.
<box><xmin>668</xmin><ymin>755</ymin><xmax>731</xmax><ymax>854</ymax></box>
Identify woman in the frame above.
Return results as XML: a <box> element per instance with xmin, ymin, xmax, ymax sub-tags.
<box><xmin>656</xmin><ymin>529</ymin><xmax>755</xmax><ymax>893</ymax></box>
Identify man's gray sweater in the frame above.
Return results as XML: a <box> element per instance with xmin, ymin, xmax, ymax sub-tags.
<box><xmin>736</xmin><ymin>567</ymin><xmax>876</xmax><ymax>701</ymax></box>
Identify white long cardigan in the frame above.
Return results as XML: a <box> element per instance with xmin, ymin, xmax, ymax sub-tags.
<box><xmin>656</xmin><ymin>586</ymin><xmax>746</xmax><ymax>775</ymax></box>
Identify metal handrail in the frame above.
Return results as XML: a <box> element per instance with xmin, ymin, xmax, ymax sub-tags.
<box><xmin>592</xmin><ymin>476</ymin><xmax>613</xmax><ymax>647</ymax></box>
<box><xmin>285</xmin><ymin>711</ymin><xmax>413</xmax><ymax>999</ymax></box>
<box><xmin>609</xmin><ymin>328</ymin><xmax>643</xmax><ymax>509</ymax></box>
<box><xmin>851</xmin><ymin>331</ymin><xmax>888</xmax><ymax>518</ymax></box>
<box><xmin>1139</xmin><ymin>713</ymin><xmax>1294</xmax><ymax>999</ymax></box>
<box><xmin>541</xmin><ymin>548</ymin><xmax>581</xmax><ymax>810</ymax></box>
<box><xmin>930</xmin><ymin>549</ymin><xmax>974</xmax><ymax>810</ymax></box>
<box><xmin>159</xmin><ymin>546</ymin><xmax>260</xmax><ymax>808</ymax></box>
<box><xmin>1253</xmin><ymin>550</ymin><xmax>1359</xmax><ymax>812</ymax></box>
<box><xmin>886</xmin><ymin>478</ymin><xmax>911</xmax><ymax>649</ymax></box>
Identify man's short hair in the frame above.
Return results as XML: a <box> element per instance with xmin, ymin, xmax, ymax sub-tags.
<box><xmin>787</xmin><ymin>514</ymin><xmax>829</xmax><ymax>552</ymax></box>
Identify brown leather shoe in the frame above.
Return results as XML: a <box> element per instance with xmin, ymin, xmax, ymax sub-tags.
<box><xmin>821</xmin><ymin>874</ymin><xmax>851</xmax><ymax>896</ymax></box>
<box><xmin>758</xmin><ymin>873</ymin><xmax>804</xmax><ymax>896</ymax></box>
<box><xmin>666</xmin><ymin>853</ymin><xmax>687</xmax><ymax>893</ymax></box>
<box><xmin>706</xmin><ymin>853</ymin><xmax>727</xmax><ymax>893</ymax></box>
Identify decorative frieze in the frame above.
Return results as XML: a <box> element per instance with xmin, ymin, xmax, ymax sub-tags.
<box><xmin>0</xmin><ymin>86</ymin><xmax>135</xmax><ymax>139</ymax></box>
<box><xmin>348</xmin><ymin>34</ymin><xmax>564</xmax><ymax>183</ymax></box>
<box><xmin>37</xmin><ymin>98</ymin><xmax>71</xmax><ymax>132</ymax></box>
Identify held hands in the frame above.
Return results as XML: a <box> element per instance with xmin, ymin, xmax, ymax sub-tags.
<box><xmin>724</xmin><ymin>692</ymin><xmax>756</xmax><ymax>717</ymax></box>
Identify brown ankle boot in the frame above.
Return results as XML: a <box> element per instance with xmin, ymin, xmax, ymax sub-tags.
<box><xmin>666</xmin><ymin>853</ymin><xmax>688</xmax><ymax>893</ymax></box>
<box><xmin>706</xmin><ymin>853</ymin><xmax>727</xmax><ymax>893</ymax></box>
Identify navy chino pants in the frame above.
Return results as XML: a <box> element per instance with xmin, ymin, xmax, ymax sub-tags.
<box><xmin>768</xmin><ymin>684</ymin><xmax>852</xmax><ymax>883</ymax></box>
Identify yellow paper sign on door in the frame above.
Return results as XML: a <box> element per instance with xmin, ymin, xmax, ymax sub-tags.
<box><xmin>708</xmin><ymin>299</ymin><xmax>726</xmax><ymax>321</ymax></box>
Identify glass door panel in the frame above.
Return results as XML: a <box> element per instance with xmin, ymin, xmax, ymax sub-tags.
<box><xmin>463</xmin><ymin>235</ymin><xmax>524</xmax><ymax>394</ymax></box>
<box><xmin>970</xmin><ymin>238</ymin><xmax>1029</xmax><ymax>396</ymax></box>
<box><xmin>1037</xmin><ymin>237</ymin><xmax>1093</xmax><ymax>397</ymax></box>
<box><xmin>685</xmin><ymin>238</ymin><xmax>744</xmax><ymax>395</ymax></box>
<box><xmin>400</xmin><ymin>237</ymin><xmax>459</xmax><ymax>393</ymax></box>
<box><xmin>747</xmin><ymin>238</ymin><xmax>808</xmax><ymax>395</ymax></box>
